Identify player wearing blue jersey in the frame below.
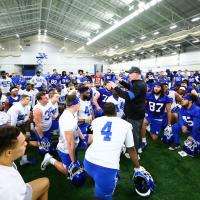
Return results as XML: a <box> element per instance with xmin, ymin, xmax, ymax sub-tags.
<box><xmin>188</xmin><ymin>71</ymin><xmax>196</xmax><ymax>86</ymax></box>
<box><xmin>173</xmin><ymin>70</ymin><xmax>184</xmax><ymax>85</ymax></box>
<box><xmin>103</xmin><ymin>69</ymin><xmax>116</xmax><ymax>82</ymax></box>
<box><xmin>168</xmin><ymin>94</ymin><xmax>200</xmax><ymax>151</ymax></box>
<box><xmin>48</xmin><ymin>72</ymin><xmax>60</xmax><ymax>88</ymax></box>
<box><xmin>93</xmin><ymin>82</ymin><xmax>112</xmax><ymax>117</ymax></box>
<box><xmin>141</xmin><ymin>82</ymin><xmax>172</xmax><ymax>144</ymax></box>
<box><xmin>60</xmin><ymin>71</ymin><xmax>71</xmax><ymax>87</ymax></box>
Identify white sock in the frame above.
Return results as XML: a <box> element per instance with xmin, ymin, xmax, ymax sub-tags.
<box><xmin>142</xmin><ymin>137</ymin><xmax>147</xmax><ymax>143</ymax></box>
<box><xmin>21</xmin><ymin>155</ymin><xmax>27</xmax><ymax>160</ymax></box>
<box><xmin>49</xmin><ymin>157</ymin><xmax>56</xmax><ymax>165</ymax></box>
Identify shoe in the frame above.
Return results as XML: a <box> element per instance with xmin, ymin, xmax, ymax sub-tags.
<box><xmin>41</xmin><ymin>153</ymin><xmax>52</xmax><ymax>171</ymax></box>
<box><xmin>141</xmin><ymin>142</ymin><xmax>147</xmax><ymax>150</ymax></box>
<box><xmin>168</xmin><ymin>144</ymin><xmax>181</xmax><ymax>151</ymax></box>
<box><xmin>20</xmin><ymin>155</ymin><xmax>36</xmax><ymax>166</ymax></box>
<box><xmin>138</xmin><ymin>148</ymin><xmax>143</xmax><ymax>154</ymax></box>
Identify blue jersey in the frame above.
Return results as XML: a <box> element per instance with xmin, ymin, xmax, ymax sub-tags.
<box><xmin>174</xmin><ymin>74</ymin><xmax>183</xmax><ymax>84</ymax></box>
<box><xmin>146</xmin><ymin>93</ymin><xmax>171</xmax><ymax>118</ymax></box>
<box><xmin>103</xmin><ymin>73</ymin><xmax>115</xmax><ymax>82</ymax></box>
<box><xmin>49</xmin><ymin>75</ymin><xmax>60</xmax><ymax>87</ymax></box>
<box><xmin>97</xmin><ymin>87</ymin><xmax>112</xmax><ymax>108</ymax></box>
<box><xmin>11</xmin><ymin>76</ymin><xmax>20</xmax><ymax>86</ymax></box>
<box><xmin>7</xmin><ymin>95</ymin><xmax>21</xmax><ymax>108</ymax></box>
<box><xmin>188</xmin><ymin>75</ymin><xmax>196</xmax><ymax>85</ymax></box>
<box><xmin>178</xmin><ymin>104</ymin><xmax>200</xmax><ymax>140</ymax></box>
<box><xmin>60</xmin><ymin>75</ymin><xmax>71</xmax><ymax>85</ymax></box>
<box><xmin>18</xmin><ymin>77</ymin><xmax>26</xmax><ymax>90</ymax></box>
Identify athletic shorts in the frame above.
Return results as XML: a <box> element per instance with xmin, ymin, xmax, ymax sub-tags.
<box><xmin>24</xmin><ymin>183</ymin><xmax>32</xmax><ymax>200</ymax></box>
<box><xmin>56</xmin><ymin>149</ymin><xmax>78</xmax><ymax>169</ymax></box>
<box><xmin>84</xmin><ymin>159</ymin><xmax>119</xmax><ymax>200</ymax></box>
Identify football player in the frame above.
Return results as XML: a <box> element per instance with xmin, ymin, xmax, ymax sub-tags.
<box><xmin>30</xmin><ymin>71</ymin><xmax>47</xmax><ymax>91</ymax></box>
<box><xmin>0</xmin><ymin>71</ymin><xmax>12</xmax><ymax>95</ymax></box>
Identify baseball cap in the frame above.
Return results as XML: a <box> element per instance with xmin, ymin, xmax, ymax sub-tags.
<box><xmin>126</xmin><ymin>66</ymin><xmax>141</xmax><ymax>74</ymax></box>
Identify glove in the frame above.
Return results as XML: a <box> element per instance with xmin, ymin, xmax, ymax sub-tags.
<box><xmin>86</xmin><ymin>125</ymin><xmax>93</xmax><ymax>134</ymax></box>
<box><xmin>134</xmin><ymin>166</ymin><xmax>146</xmax><ymax>172</ymax></box>
<box><xmin>164</xmin><ymin>125</ymin><xmax>172</xmax><ymax>135</ymax></box>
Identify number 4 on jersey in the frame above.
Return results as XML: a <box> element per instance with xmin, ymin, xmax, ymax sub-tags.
<box><xmin>101</xmin><ymin>121</ymin><xmax>112</xmax><ymax>141</ymax></box>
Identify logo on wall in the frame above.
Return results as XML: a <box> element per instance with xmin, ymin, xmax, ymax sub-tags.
<box><xmin>36</xmin><ymin>52</ymin><xmax>48</xmax><ymax>72</ymax></box>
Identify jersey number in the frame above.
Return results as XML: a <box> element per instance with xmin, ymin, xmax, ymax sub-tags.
<box><xmin>85</xmin><ymin>106</ymin><xmax>90</xmax><ymax>116</ymax></box>
<box><xmin>182</xmin><ymin>116</ymin><xmax>194</xmax><ymax>126</ymax></box>
<box><xmin>102</xmin><ymin>94</ymin><xmax>109</xmax><ymax>102</ymax></box>
<box><xmin>101</xmin><ymin>121</ymin><xmax>112</xmax><ymax>141</ymax></box>
<box><xmin>149</xmin><ymin>101</ymin><xmax>164</xmax><ymax>112</ymax></box>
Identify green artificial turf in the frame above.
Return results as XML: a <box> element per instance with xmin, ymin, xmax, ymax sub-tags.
<box><xmin>18</xmin><ymin>135</ymin><xmax>200</xmax><ymax>200</ymax></box>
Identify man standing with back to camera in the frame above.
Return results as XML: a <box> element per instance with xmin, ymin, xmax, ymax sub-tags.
<box><xmin>110</xmin><ymin>66</ymin><xmax>146</xmax><ymax>153</ymax></box>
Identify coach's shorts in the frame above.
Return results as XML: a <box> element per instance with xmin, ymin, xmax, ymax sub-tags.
<box><xmin>146</xmin><ymin>114</ymin><xmax>168</xmax><ymax>135</ymax></box>
<box><xmin>24</xmin><ymin>183</ymin><xmax>32</xmax><ymax>200</ymax></box>
<box><xmin>84</xmin><ymin>159</ymin><xmax>119</xmax><ymax>200</ymax></box>
<box><xmin>57</xmin><ymin>149</ymin><xmax>78</xmax><ymax>168</ymax></box>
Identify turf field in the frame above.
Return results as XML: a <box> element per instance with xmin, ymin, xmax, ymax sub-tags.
<box><xmin>18</xmin><ymin>135</ymin><xmax>200</xmax><ymax>200</ymax></box>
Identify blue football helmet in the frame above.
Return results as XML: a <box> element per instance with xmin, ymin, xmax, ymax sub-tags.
<box><xmin>183</xmin><ymin>138</ymin><xmax>200</xmax><ymax>157</ymax></box>
<box><xmin>68</xmin><ymin>161</ymin><xmax>86</xmax><ymax>186</ymax></box>
<box><xmin>39</xmin><ymin>137</ymin><xmax>51</xmax><ymax>157</ymax></box>
<box><xmin>133</xmin><ymin>169</ymin><xmax>155</xmax><ymax>197</ymax></box>
<box><xmin>162</xmin><ymin>128</ymin><xmax>174</xmax><ymax>145</ymax></box>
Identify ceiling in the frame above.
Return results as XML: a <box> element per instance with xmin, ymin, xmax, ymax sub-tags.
<box><xmin>0</xmin><ymin>0</ymin><xmax>200</xmax><ymax>62</ymax></box>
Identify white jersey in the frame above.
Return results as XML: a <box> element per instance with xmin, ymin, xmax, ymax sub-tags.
<box><xmin>33</xmin><ymin>102</ymin><xmax>52</xmax><ymax>132</ymax></box>
<box><xmin>85</xmin><ymin>116</ymin><xmax>134</xmax><ymax>169</ymax></box>
<box><xmin>31</xmin><ymin>88</ymin><xmax>39</xmax><ymax>108</ymax></box>
<box><xmin>59</xmin><ymin>87</ymin><xmax>68</xmax><ymax>104</ymax></box>
<box><xmin>0</xmin><ymin>94</ymin><xmax>7</xmax><ymax>108</ymax></box>
<box><xmin>106</xmin><ymin>96</ymin><xmax>125</xmax><ymax>118</ymax></box>
<box><xmin>18</xmin><ymin>89</ymin><xmax>24</xmax><ymax>95</ymax></box>
<box><xmin>30</xmin><ymin>75</ymin><xmax>47</xmax><ymax>88</ymax></box>
<box><xmin>0</xmin><ymin>78</ymin><xmax>12</xmax><ymax>94</ymax></box>
<box><xmin>0</xmin><ymin>111</ymin><xmax>9</xmax><ymax>126</ymax></box>
<box><xmin>7</xmin><ymin>102</ymin><xmax>30</xmax><ymax>126</ymax></box>
<box><xmin>48</xmin><ymin>100</ymin><xmax>59</xmax><ymax>119</ymax></box>
<box><xmin>57</xmin><ymin>109</ymin><xmax>80</xmax><ymax>154</ymax></box>
<box><xmin>168</xmin><ymin>90</ymin><xmax>176</xmax><ymax>109</ymax></box>
<box><xmin>78</xmin><ymin>99</ymin><xmax>93</xmax><ymax>120</ymax></box>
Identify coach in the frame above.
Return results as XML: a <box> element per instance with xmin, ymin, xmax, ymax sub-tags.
<box><xmin>110</xmin><ymin>66</ymin><xmax>146</xmax><ymax>152</ymax></box>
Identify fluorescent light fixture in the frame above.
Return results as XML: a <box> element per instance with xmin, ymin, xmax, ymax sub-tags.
<box><xmin>129</xmin><ymin>5</ymin><xmax>134</xmax><ymax>11</ymax></box>
<box><xmin>150</xmin><ymin>49</ymin><xmax>154</xmax><ymax>52</ymax></box>
<box><xmin>170</xmin><ymin>24</ymin><xmax>177</xmax><ymax>29</ymax></box>
<box><xmin>171</xmin><ymin>52</ymin><xmax>177</xmax><ymax>55</ymax></box>
<box><xmin>44</xmin><ymin>29</ymin><xmax>47</xmax><ymax>33</ymax></box>
<box><xmin>191</xmin><ymin>17</ymin><xmax>200</xmax><ymax>22</ymax></box>
<box><xmin>87</xmin><ymin>0</ymin><xmax>162</xmax><ymax>45</ymax></box>
<box><xmin>2</xmin><ymin>47</ymin><xmax>5</xmax><ymax>50</ymax></box>
<box><xmin>64</xmin><ymin>37</ymin><xmax>68</xmax><ymax>40</ymax></box>
<box><xmin>161</xmin><ymin>47</ymin><xmax>167</xmax><ymax>50</ymax></box>
<box><xmin>119</xmin><ymin>56</ymin><xmax>122</xmax><ymax>59</ymax></box>
<box><xmin>153</xmin><ymin>31</ymin><xmax>160</xmax><ymax>35</ymax></box>
<box><xmin>125</xmin><ymin>54</ymin><xmax>129</xmax><ymax>57</ymax></box>
<box><xmin>121</xmin><ymin>0</ymin><xmax>134</xmax><ymax>5</ymax></box>
<box><xmin>16</xmin><ymin>34</ymin><xmax>19</xmax><ymax>38</ymax></box>
<box><xmin>76</xmin><ymin>46</ymin><xmax>85</xmax><ymax>51</ymax></box>
<box><xmin>115</xmin><ymin>45</ymin><xmax>118</xmax><ymax>49</ymax></box>
<box><xmin>130</xmin><ymin>39</ymin><xmax>135</xmax><ymax>43</ymax></box>
<box><xmin>140</xmin><ymin>35</ymin><xmax>146</xmax><ymax>40</ymax></box>
<box><xmin>175</xmin><ymin>44</ymin><xmax>181</xmax><ymax>47</ymax></box>
<box><xmin>132</xmin><ymin>53</ymin><xmax>136</xmax><ymax>56</ymax></box>
<box><xmin>19</xmin><ymin>45</ymin><xmax>22</xmax><ymax>48</ymax></box>
<box><xmin>192</xmin><ymin>39</ymin><xmax>200</xmax><ymax>43</ymax></box>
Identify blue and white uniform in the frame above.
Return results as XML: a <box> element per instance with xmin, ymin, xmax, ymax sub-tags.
<box><xmin>30</xmin><ymin>75</ymin><xmax>47</xmax><ymax>91</ymax></box>
<box><xmin>84</xmin><ymin>116</ymin><xmax>134</xmax><ymax>200</ymax></box>
<box><xmin>7</xmin><ymin>95</ymin><xmax>21</xmax><ymax>108</ymax></box>
<box><xmin>0</xmin><ymin>77</ymin><xmax>12</xmax><ymax>94</ymax></box>
<box><xmin>49</xmin><ymin>75</ymin><xmax>60</xmax><ymax>88</ymax></box>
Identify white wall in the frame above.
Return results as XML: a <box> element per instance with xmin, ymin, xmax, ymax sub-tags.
<box><xmin>110</xmin><ymin>50</ymin><xmax>200</xmax><ymax>73</ymax></box>
<box><xmin>0</xmin><ymin>42</ymin><xmax>108</xmax><ymax>74</ymax></box>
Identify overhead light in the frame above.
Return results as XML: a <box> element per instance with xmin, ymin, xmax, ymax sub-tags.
<box><xmin>19</xmin><ymin>45</ymin><xmax>22</xmax><ymax>48</ymax></box>
<box><xmin>109</xmin><ymin>48</ymin><xmax>114</xmax><ymax>51</ymax></box>
<box><xmin>161</xmin><ymin>47</ymin><xmax>167</xmax><ymax>50</ymax></box>
<box><xmin>38</xmin><ymin>29</ymin><xmax>41</xmax><ymax>34</ymax></box>
<box><xmin>125</xmin><ymin>54</ymin><xmax>129</xmax><ymax>57</ymax></box>
<box><xmin>140</xmin><ymin>35</ymin><xmax>146</xmax><ymax>40</ymax></box>
<box><xmin>1</xmin><ymin>47</ymin><xmax>5</xmax><ymax>50</ymax></box>
<box><xmin>140</xmin><ymin>51</ymin><xmax>144</xmax><ymax>54</ymax></box>
<box><xmin>64</xmin><ymin>37</ymin><xmax>68</xmax><ymax>40</ymax></box>
<box><xmin>119</xmin><ymin>56</ymin><xmax>122</xmax><ymax>59</ymax></box>
<box><xmin>132</xmin><ymin>53</ymin><xmax>136</xmax><ymax>56</ymax></box>
<box><xmin>76</xmin><ymin>46</ymin><xmax>85</xmax><ymax>51</ymax></box>
<box><xmin>175</xmin><ymin>44</ymin><xmax>181</xmax><ymax>47</ymax></box>
<box><xmin>115</xmin><ymin>45</ymin><xmax>118</xmax><ymax>49</ymax></box>
<box><xmin>121</xmin><ymin>0</ymin><xmax>134</xmax><ymax>5</ymax></box>
<box><xmin>44</xmin><ymin>29</ymin><xmax>47</xmax><ymax>33</ymax></box>
<box><xmin>150</xmin><ymin>49</ymin><xmax>154</xmax><ymax>52</ymax></box>
<box><xmin>87</xmin><ymin>0</ymin><xmax>163</xmax><ymax>45</ymax></box>
<box><xmin>130</xmin><ymin>39</ymin><xmax>135</xmax><ymax>43</ymax></box>
<box><xmin>170</xmin><ymin>24</ymin><xmax>177</xmax><ymax>29</ymax></box>
<box><xmin>192</xmin><ymin>39</ymin><xmax>200</xmax><ymax>43</ymax></box>
<box><xmin>171</xmin><ymin>52</ymin><xmax>177</xmax><ymax>55</ymax></box>
<box><xmin>153</xmin><ymin>31</ymin><xmax>160</xmax><ymax>35</ymax></box>
<box><xmin>16</xmin><ymin>34</ymin><xmax>19</xmax><ymax>38</ymax></box>
<box><xmin>191</xmin><ymin>17</ymin><xmax>200</xmax><ymax>22</ymax></box>
<box><xmin>129</xmin><ymin>5</ymin><xmax>134</xmax><ymax>11</ymax></box>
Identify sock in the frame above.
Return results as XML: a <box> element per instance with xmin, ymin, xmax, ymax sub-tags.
<box><xmin>49</xmin><ymin>157</ymin><xmax>56</xmax><ymax>165</ymax></box>
<box><xmin>21</xmin><ymin>154</ymin><xmax>28</xmax><ymax>160</ymax></box>
<box><xmin>142</xmin><ymin>137</ymin><xmax>147</xmax><ymax>143</ymax></box>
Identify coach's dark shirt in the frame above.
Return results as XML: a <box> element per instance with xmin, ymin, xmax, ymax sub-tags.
<box><xmin>114</xmin><ymin>79</ymin><xmax>146</xmax><ymax>120</ymax></box>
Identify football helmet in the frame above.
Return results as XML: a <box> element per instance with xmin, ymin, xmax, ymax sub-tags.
<box><xmin>162</xmin><ymin>126</ymin><xmax>174</xmax><ymax>145</ymax></box>
<box><xmin>39</xmin><ymin>137</ymin><xmax>51</xmax><ymax>157</ymax></box>
<box><xmin>183</xmin><ymin>138</ymin><xmax>200</xmax><ymax>156</ymax></box>
<box><xmin>68</xmin><ymin>160</ymin><xmax>86</xmax><ymax>186</ymax></box>
<box><xmin>133</xmin><ymin>167</ymin><xmax>155</xmax><ymax>197</ymax></box>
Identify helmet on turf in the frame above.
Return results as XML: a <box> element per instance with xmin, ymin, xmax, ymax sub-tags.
<box><xmin>183</xmin><ymin>138</ymin><xmax>200</xmax><ymax>156</ymax></box>
<box><xmin>133</xmin><ymin>169</ymin><xmax>155</xmax><ymax>197</ymax></box>
<box><xmin>162</xmin><ymin>128</ymin><xmax>174</xmax><ymax>145</ymax></box>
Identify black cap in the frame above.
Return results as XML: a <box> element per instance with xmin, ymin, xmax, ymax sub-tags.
<box><xmin>126</xmin><ymin>66</ymin><xmax>141</xmax><ymax>74</ymax></box>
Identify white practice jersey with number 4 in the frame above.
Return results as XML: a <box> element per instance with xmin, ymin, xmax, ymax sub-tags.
<box><xmin>57</xmin><ymin>109</ymin><xmax>80</xmax><ymax>154</ymax></box>
<box><xmin>78</xmin><ymin>99</ymin><xmax>93</xmax><ymax>120</ymax></box>
<box><xmin>85</xmin><ymin>116</ymin><xmax>134</xmax><ymax>169</ymax></box>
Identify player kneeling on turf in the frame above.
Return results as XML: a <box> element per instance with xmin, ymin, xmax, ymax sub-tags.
<box><xmin>41</xmin><ymin>94</ymin><xmax>89</xmax><ymax>186</ymax></box>
<box><xmin>84</xmin><ymin>102</ymin><xmax>155</xmax><ymax>199</ymax></box>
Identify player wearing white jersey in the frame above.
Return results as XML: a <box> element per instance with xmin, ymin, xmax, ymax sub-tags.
<box><xmin>106</xmin><ymin>90</ymin><xmax>125</xmax><ymax>118</ymax></box>
<box><xmin>30</xmin><ymin>71</ymin><xmax>47</xmax><ymax>91</ymax></box>
<box><xmin>0</xmin><ymin>71</ymin><xmax>12</xmax><ymax>94</ymax></box>
<box><xmin>40</xmin><ymin>94</ymin><xmax>90</xmax><ymax>183</ymax></box>
<box><xmin>33</xmin><ymin>92</ymin><xmax>52</xmax><ymax>157</ymax></box>
<box><xmin>84</xmin><ymin>102</ymin><xmax>144</xmax><ymax>200</ymax></box>
<box><xmin>21</xmin><ymin>83</ymin><xmax>34</xmax><ymax>108</ymax></box>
